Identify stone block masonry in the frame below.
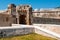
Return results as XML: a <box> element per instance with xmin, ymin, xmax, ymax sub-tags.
<box><xmin>0</xmin><ymin>26</ymin><xmax>34</xmax><ymax>37</ymax></box>
<box><xmin>0</xmin><ymin>24</ymin><xmax>60</xmax><ymax>40</ymax></box>
<box><xmin>33</xmin><ymin>24</ymin><xmax>60</xmax><ymax>34</ymax></box>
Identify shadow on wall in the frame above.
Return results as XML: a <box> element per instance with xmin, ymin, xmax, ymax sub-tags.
<box><xmin>33</xmin><ymin>17</ymin><xmax>60</xmax><ymax>25</ymax></box>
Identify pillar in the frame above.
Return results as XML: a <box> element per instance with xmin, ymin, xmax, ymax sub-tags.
<box><xmin>26</xmin><ymin>9</ymin><xmax>30</xmax><ymax>25</ymax></box>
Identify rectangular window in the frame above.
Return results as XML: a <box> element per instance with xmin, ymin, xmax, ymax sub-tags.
<box><xmin>6</xmin><ymin>17</ymin><xmax>9</xmax><ymax>22</ymax></box>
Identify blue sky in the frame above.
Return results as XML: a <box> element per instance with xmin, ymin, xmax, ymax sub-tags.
<box><xmin>0</xmin><ymin>0</ymin><xmax>60</xmax><ymax>10</ymax></box>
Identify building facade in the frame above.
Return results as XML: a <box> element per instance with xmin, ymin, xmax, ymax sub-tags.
<box><xmin>33</xmin><ymin>8</ymin><xmax>60</xmax><ymax>24</ymax></box>
<box><xmin>0</xmin><ymin>4</ymin><xmax>32</xmax><ymax>26</ymax></box>
<box><xmin>0</xmin><ymin>4</ymin><xmax>60</xmax><ymax>26</ymax></box>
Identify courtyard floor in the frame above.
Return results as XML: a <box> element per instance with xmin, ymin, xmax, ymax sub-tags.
<box><xmin>0</xmin><ymin>33</ymin><xmax>57</xmax><ymax>40</ymax></box>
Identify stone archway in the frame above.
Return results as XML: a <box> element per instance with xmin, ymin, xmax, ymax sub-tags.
<box><xmin>19</xmin><ymin>15</ymin><xmax>26</xmax><ymax>24</ymax></box>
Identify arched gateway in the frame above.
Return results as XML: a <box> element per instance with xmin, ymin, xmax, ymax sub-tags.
<box><xmin>19</xmin><ymin>15</ymin><xmax>26</xmax><ymax>24</ymax></box>
<box><xmin>16</xmin><ymin>5</ymin><xmax>32</xmax><ymax>25</ymax></box>
<box><xmin>8</xmin><ymin>4</ymin><xmax>32</xmax><ymax>25</ymax></box>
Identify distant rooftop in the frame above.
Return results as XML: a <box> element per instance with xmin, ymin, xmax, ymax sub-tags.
<box><xmin>34</xmin><ymin>8</ymin><xmax>60</xmax><ymax>11</ymax></box>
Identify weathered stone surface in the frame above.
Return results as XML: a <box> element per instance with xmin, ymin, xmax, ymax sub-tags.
<box><xmin>0</xmin><ymin>27</ymin><xmax>34</xmax><ymax>37</ymax></box>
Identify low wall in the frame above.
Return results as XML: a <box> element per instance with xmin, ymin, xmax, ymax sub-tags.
<box><xmin>0</xmin><ymin>24</ymin><xmax>60</xmax><ymax>39</ymax></box>
<box><xmin>33</xmin><ymin>24</ymin><xmax>60</xmax><ymax>34</ymax></box>
<box><xmin>34</xmin><ymin>26</ymin><xmax>60</xmax><ymax>39</ymax></box>
<box><xmin>0</xmin><ymin>26</ymin><xmax>34</xmax><ymax>37</ymax></box>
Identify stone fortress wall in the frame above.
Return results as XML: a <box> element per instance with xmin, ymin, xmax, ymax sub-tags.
<box><xmin>0</xmin><ymin>13</ymin><xmax>12</xmax><ymax>26</ymax></box>
<box><xmin>0</xmin><ymin>4</ymin><xmax>33</xmax><ymax>26</ymax></box>
<box><xmin>33</xmin><ymin>8</ymin><xmax>60</xmax><ymax>25</ymax></box>
<box><xmin>0</xmin><ymin>4</ymin><xmax>60</xmax><ymax>26</ymax></box>
<box><xmin>0</xmin><ymin>4</ymin><xmax>60</xmax><ymax>39</ymax></box>
<box><xmin>33</xmin><ymin>24</ymin><xmax>60</xmax><ymax>34</ymax></box>
<box><xmin>0</xmin><ymin>25</ymin><xmax>34</xmax><ymax>37</ymax></box>
<box><xmin>33</xmin><ymin>17</ymin><xmax>60</xmax><ymax>25</ymax></box>
<box><xmin>0</xmin><ymin>24</ymin><xmax>60</xmax><ymax>39</ymax></box>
